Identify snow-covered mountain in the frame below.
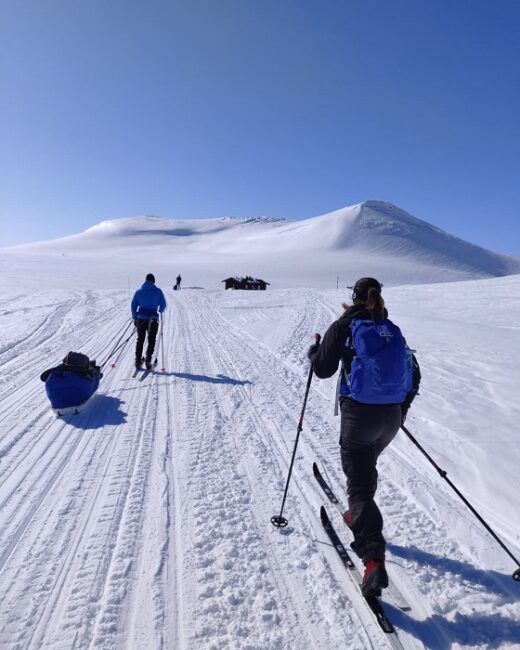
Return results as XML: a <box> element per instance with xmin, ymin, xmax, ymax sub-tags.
<box><xmin>2</xmin><ymin>201</ymin><xmax>519</xmax><ymax>290</ymax></box>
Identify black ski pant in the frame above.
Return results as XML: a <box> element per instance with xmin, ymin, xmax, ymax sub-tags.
<box><xmin>135</xmin><ymin>319</ymin><xmax>159</xmax><ymax>364</ymax></box>
<box><xmin>339</xmin><ymin>398</ymin><xmax>401</xmax><ymax>563</ymax></box>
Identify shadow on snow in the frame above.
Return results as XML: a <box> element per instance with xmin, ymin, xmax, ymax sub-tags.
<box><xmin>60</xmin><ymin>394</ymin><xmax>127</xmax><ymax>429</ymax></box>
<box><xmin>172</xmin><ymin>372</ymin><xmax>252</xmax><ymax>385</ymax></box>
<box><xmin>386</xmin><ymin>543</ymin><xmax>520</xmax><ymax>648</ymax></box>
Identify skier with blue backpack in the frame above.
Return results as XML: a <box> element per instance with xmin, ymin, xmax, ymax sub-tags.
<box><xmin>131</xmin><ymin>273</ymin><xmax>167</xmax><ymax>370</ymax></box>
<box><xmin>308</xmin><ymin>277</ymin><xmax>420</xmax><ymax>598</ymax></box>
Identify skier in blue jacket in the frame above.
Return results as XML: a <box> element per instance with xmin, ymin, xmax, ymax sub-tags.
<box><xmin>131</xmin><ymin>273</ymin><xmax>167</xmax><ymax>370</ymax></box>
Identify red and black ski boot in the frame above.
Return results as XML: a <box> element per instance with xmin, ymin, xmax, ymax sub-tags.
<box><xmin>343</xmin><ymin>511</ymin><xmax>353</xmax><ymax>529</ymax></box>
<box><xmin>361</xmin><ymin>558</ymin><xmax>388</xmax><ymax>598</ymax></box>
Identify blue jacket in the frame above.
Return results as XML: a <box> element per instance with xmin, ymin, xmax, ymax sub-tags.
<box><xmin>131</xmin><ymin>281</ymin><xmax>167</xmax><ymax>320</ymax></box>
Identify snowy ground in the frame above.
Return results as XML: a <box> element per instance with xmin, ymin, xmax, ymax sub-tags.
<box><xmin>0</xmin><ymin>276</ymin><xmax>520</xmax><ymax>649</ymax></box>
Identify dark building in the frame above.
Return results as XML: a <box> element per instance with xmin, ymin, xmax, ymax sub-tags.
<box><xmin>222</xmin><ymin>276</ymin><xmax>270</xmax><ymax>290</ymax></box>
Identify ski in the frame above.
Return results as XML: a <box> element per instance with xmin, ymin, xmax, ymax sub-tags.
<box><xmin>320</xmin><ymin>504</ymin><xmax>355</xmax><ymax>569</ymax></box>
<box><xmin>139</xmin><ymin>359</ymin><xmax>158</xmax><ymax>381</ymax></box>
<box><xmin>320</xmin><ymin>506</ymin><xmax>404</xmax><ymax>647</ymax></box>
<box><xmin>313</xmin><ymin>462</ymin><xmax>411</xmax><ymax>612</ymax></box>
<box><xmin>313</xmin><ymin>462</ymin><xmax>339</xmax><ymax>504</ymax></box>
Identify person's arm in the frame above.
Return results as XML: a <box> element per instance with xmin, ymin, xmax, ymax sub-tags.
<box><xmin>131</xmin><ymin>293</ymin><xmax>139</xmax><ymax>320</ymax></box>
<box><xmin>401</xmin><ymin>353</ymin><xmax>421</xmax><ymax>422</ymax></box>
<box><xmin>308</xmin><ymin>319</ymin><xmax>348</xmax><ymax>379</ymax></box>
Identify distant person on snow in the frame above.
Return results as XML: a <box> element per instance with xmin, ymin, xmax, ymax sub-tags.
<box><xmin>131</xmin><ymin>273</ymin><xmax>166</xmax><ymax>370</ymax></box>
<box><xmin>175</xmin><ymin>274</ymin><xmax>182</xmax><ymax>291</ymax></box>
<box><xmin>308</xmin><ymin>277</ymin><xmax>420</xmax><ymax>598</ymax></box>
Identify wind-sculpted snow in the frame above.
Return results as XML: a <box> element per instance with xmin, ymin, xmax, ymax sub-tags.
<box><xmin>0</xmin><ymin>275</ymin><xmax>519</xmax><ymax>649</ymax></box>
<box><xmin>1</xmin><ymin>201</ymin><xmax>518</xmax><ymax>291</ymax></box>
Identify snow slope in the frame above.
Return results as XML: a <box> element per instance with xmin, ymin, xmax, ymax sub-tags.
<box><xmin>2</xmin><ymin>201</ymin><xmax>519</xmax><ymax>291</ymax></box>
<box><xmin>0</xmin><ymin>270</ymin><xmax>519</xmax><ymax>649</ymax></box>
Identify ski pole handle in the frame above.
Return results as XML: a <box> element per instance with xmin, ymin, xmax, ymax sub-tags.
<box><xmin>307</xmin><ymin>333</ymin><xmax>321</xmax><ymax>361</ymax></box>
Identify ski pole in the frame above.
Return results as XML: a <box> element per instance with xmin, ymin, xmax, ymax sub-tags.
<box><xmin>99</xmin><ymin>318</ymin><xmax>134</xmax><ymax>369</ymax></box>
<box><xmin>160</xmin><ymin>313</ymin><xmax>166</xmax><ymax>372</ymax></box>
<box><xmin>271</xmin><ymin>334</ymin><xmax>321</xmax><ymax>529</ymax></box>
<box><xmin>149</xmin><ymin>315</ymin><xmax>163</xmax><ymax>370</ymax></box>
<box><xmin>104</xmin><ymin>328</ymin><xmax>136</xmax><ymax>370</ymax></box>
<box><xmin>401</xmin><ymin>424</ymin><xmax>520</xmax><ymax>582</ymax></box>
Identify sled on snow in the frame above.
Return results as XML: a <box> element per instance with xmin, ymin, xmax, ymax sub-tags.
<box><xmin>40</xmin><ymin>351</ymin><xmax>102</xmax><ymax>416</ymax></box>
<box><xmin>50</xmin><ymin>392</ymin><xmax>99</xmax><ymax>417</ymax></box>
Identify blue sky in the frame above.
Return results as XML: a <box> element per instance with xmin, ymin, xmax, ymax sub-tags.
<box><xmin>1</xmin><ymin>0</ymin><xmax>519</xmax><ymax>254</ymax></box>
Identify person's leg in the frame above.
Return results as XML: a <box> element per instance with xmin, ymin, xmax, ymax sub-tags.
<box><xmin>339</xmin><ymin>400</ymin><xmax>400</xmax><ymax>562</ymax></box>
<box><xmin>375</xmin><ymin>419</ymin><xmax>400</xmax><ymax>459</ymax></box>
<box><xmin>135</xmin><ymin>320</ymin><xmax>148</xmax><ymax>365</ymax></box>
<box><xmin>341</xmin><ymin>440</ymin><xmax>383</xmax><ymax>561</ymax></box>
<box><xmin>145</xmin><ymin>319</ymin><xmax>159</xmax><ymax>362</ymax></box>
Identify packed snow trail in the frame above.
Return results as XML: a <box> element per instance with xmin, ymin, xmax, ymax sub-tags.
<box><xmin>0</xmin><ymin>286</ymin><xmax>519</xmax><ymax>649</ymax></box>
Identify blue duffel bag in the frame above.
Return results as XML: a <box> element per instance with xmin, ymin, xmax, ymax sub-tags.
<box><xmin>41</xmin><ymin>352</ymin><xmax>102</xmax><ymax>411</ymax></box>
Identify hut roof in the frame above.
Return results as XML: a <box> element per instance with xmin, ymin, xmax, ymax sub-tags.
<box><xmin>222</xmin><ymin>276</ymin><xmax>270</xmax><ymax>284</ymax></box>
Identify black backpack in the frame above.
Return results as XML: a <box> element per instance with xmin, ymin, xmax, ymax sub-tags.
<box><xmin>63</xmin><ymin>351</ymin><xmax>91</xmax><ymax>369</ymax></box>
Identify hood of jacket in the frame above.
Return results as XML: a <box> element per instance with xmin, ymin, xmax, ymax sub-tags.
<box><xmin>140</xmin><ymin>280</ymin><xmax>157</xmax><ymax>292</ymax></box>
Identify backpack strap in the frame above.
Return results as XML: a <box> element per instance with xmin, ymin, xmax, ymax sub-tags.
<box><xmin>334</xmin><ymin>373</ymin><xmax>341</xmax><ymax>416</ymax></box>
<box><xmin>335</xmin><ymin>322</ymin><xmax>355</xmax><ymax>413</ymax></box>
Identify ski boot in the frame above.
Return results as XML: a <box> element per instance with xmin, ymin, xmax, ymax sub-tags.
<box><xmin>343</xmin><ymin>511</ymin><xmax>353</xmax><ymax>529</ymax></box>
<box><xmin>361</xmin><ymin>558</ymin><xmax>388</xmax><ymax>598</ymax></box>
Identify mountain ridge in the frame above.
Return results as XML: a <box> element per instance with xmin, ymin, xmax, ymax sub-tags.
<box><xmin>2</xmin><ymin>200</ymin><xmax>519</xmax><ymax>289</ymax></box>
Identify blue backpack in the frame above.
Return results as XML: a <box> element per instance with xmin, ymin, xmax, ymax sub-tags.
<box><xmin>340</xmin><ymin>318</ymin><xmax>413</xmax><ymax>404</ymax></box>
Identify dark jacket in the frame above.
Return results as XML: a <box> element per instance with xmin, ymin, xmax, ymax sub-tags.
<box><xmin>309</xmin><ymin>305</ymin><xmax>385</xmax><ymax>379</ymax></box>
<box><xmin>309</xmin><ymin>305</ymin><xmax>420</xmax><ymax>409</ymax></box>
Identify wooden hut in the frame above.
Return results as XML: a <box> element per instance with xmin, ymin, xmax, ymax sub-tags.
<box><xmin>222</xmin><ymin>276</ymin><xmax>270</xmax><ymax>290</ymax></box>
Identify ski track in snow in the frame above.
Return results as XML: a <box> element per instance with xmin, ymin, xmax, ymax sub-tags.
<box><xmin>0</xmin><ymin>287</ymin><xmax>519</xmax><ymax>649</ymax></box>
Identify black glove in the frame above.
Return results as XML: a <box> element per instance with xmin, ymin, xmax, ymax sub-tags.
<box><xmin>133</xmin><ymin>319</ymin><xmax>138</xmax><ymax>327</ymax></box>
<box><xmin>400</xmin><ymin>404</ymin><xmax>409</xmax><ymax>425</ymax></box>
<box><xmin>307</xmin><ymin>343</ymin><xmax>320</xmax><ymax>360</ymax></box>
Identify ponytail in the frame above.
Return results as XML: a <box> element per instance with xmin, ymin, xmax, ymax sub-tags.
<box><xmin>366</xmin><ymin>287</ymin><xmax>385</xmax><ymax>320</ymax></box>
<box><xmin>349</xmin><ymin>277</ymin><xmax>385</xmax><ymax>319</ymax></box>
